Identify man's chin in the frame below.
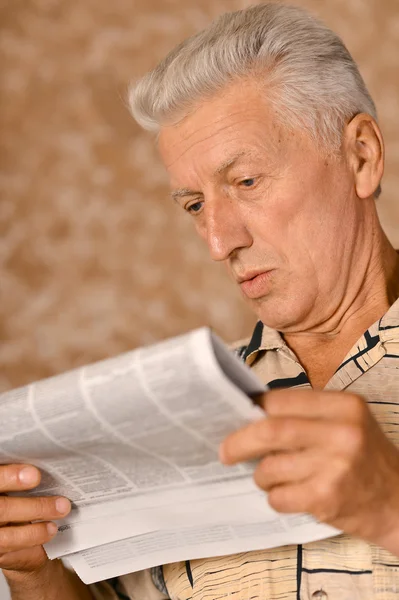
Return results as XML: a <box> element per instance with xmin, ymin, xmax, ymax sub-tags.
<box><xmin>245</xmin><ymin>294</ymin><xmax>275</xmax><ymax>323</ymax></box>
<box><xmin>249</xmin><ymin>295</ymin><xmax>302</xmax><ymax>331</ymax></box>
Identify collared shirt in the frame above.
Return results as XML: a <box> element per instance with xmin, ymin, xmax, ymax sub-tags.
<box><xmin>91</xmin><ymin>298</ymin><xmax>399</xmax><ymax>600</ymax></box>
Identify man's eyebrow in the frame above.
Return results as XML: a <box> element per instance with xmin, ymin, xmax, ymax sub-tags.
<box><xmin>213</xmin><ymin>151</ymin><xmax>247</xmax><ymax>176</ymax></box>
<box><xmin>170</xmin><ymin>188</ymin><xmax>200</xmax><ymax>202</ymax></box>
<box><xmin>170</xmin><ymin>151</ymin><xmax>248</xmax><ymax>201</ymax></box>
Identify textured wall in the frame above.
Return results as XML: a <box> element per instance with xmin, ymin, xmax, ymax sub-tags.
<box><xmin>1</xmin><ymin>0</ymin><xmax>398</xmax><ymax>392</ymax></box>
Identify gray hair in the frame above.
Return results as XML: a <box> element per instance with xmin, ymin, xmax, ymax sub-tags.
<box><xmin>129</xmin><ymin>2</ymin><xmax>377</xmax><ymax>154</ymax></box>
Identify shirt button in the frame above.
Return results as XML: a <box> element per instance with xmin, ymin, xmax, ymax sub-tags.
<box><xmin>311</xmin><ymin>591</ymin><xmax>328</xmax><ymax>600</ymax></box>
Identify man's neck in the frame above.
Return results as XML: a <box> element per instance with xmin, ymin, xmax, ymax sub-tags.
<box><xmin>282</xmin><ymin>232</ymin><xmax>399</xmax><ymax>389</ymax></box>
<box><xmin>283</xmin><ymin>312</ymin><xmax>383</xmax><ymax>389</ymax></box>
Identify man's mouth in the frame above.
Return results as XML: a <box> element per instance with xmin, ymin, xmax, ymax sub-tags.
<box><xmin>238</xmin><ymin>270</ymin><xmax>274</xmax><ymax>299</ymax></box>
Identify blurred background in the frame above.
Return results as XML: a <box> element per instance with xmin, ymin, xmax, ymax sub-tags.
<box><xmin>1</xmin><ymin>0</ymin><xmax>399</xmax><ymax>394</ymax></box>
<box><xmin>0</xmin><ymin>0</ymin><xmax>398</xmax><ymax>596</ymax></box>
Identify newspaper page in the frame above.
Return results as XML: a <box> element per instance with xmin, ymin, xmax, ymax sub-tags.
<box><xmin>0</xmin><ymin>327</ymin><xmax>339</xmax><ymax>582</ymax></box>
<box><xmin>0</xmin><ymin>329</ymin><xmax>263</xmax><ymax>549</ymax></box>
<box><xmin>67</xmin><ymin>515</ymin><xmax>338</xmax><ymax>585</ymax></box>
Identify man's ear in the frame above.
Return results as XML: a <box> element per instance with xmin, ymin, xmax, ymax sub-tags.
<box><xmin>344</xmin><ymin>113</ymin><xmax>384</xmax><ymax>199</ymax></box>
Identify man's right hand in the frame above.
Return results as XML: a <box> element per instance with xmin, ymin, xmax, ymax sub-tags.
<box><xmin>0</xmin><ymin>463</ymin><xmax>71</xmax><ymax>576</ymax></box>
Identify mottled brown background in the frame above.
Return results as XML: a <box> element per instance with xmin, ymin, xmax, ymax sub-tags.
<box><xmin>1</xmin><ymin>0</ymin><xmax>398</xmax><ymax>392</ymax></box>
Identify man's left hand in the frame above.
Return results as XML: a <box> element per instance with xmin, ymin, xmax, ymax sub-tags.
<box><xmin>220</xmin><ymin>389</ymin><xmax>399</xmax><ymax>554</ymax></box>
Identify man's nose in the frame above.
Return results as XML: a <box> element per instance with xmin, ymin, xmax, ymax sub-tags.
<box><xmin>204</xmin><ymin>196</ymin><xmax>252</xmax><ymax>262</ymax></box>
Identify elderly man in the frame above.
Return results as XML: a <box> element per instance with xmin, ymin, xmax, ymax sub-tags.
<box><xmin>2</xmin><ymin>3</ymin><xmax>399</xmax><ymax>600</ymax></box>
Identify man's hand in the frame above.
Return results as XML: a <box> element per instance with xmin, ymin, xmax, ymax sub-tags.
<box><xmin>0</xmin><ymin>464</ymin><xmax>71</xmax><ymax>575</ymax></box>
<box><xmin>220</xmin><ymin>390</ymin><xmax>399</xmax><ymax>554</ymax></box>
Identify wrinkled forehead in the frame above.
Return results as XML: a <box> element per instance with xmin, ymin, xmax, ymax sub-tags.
<box><xmin>157</xmin><ymin>79</ymin><xmax>286</xmax><ymax>175</ymax></box>
<box><xmin>159</xmin><ymin>121</ymin><xmax>274</xmax><ymax>176</ymax></box>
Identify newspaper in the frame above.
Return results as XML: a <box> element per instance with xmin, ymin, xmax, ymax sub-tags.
<box><xmin>0</xmin><ymin>327</ymin><xmax>339</xmax><ymax>584</ymax></box>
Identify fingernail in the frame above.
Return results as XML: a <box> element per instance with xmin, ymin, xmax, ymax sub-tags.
<box><xmin>19</xmin><ymin>467</ymin><xmax>38</xmax><ymax>485</ymax></box>
<box><xmin>55</xmin><ymin>497</ymin><xmax>71</xmax><ymax>515</ymax></box>
<box><xmin>47</xmin><ymin>522</ymin><xmax>58</xmax><ymax>536</ymax></box>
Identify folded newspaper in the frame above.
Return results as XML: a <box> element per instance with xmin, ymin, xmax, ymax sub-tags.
<box><xmin>0</xmin><ymin>327</ymin><xmax>338</xmax><ymax>584</ymax></box>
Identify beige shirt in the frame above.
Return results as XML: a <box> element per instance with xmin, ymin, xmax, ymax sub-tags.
<box><xmin>90</xmin><ymin>298</ymin><xmax>399</xmax><ymax>600</ymax></box>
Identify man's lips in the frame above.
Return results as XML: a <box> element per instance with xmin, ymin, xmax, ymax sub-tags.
<box><xmin>237</xmin><ymin>270</ymin><xmax>274</xmax><ymax>299</ymax></box>
<box><xmin>236</xmin><ymin>270</ymin><xmax>269</xmax><ymax>284</ymax></box>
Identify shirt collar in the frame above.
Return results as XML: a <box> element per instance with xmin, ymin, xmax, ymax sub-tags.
<box><xmin>243</xmin><ymin>320</ymin><xmax>285</xmax><ymax>364</ymax></box>
<box><xmin>378</xmin><ymin>296</ymin><xmax>399</xmax><ymax>344</ymax></box>
<box><xmin>244</xmin><ymin>296</ymin><xmax>399</xmax><ymax>365</ymax></box>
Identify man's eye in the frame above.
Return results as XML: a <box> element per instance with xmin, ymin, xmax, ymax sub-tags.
<box><xmin>240</xmin><ymin>178</ymin><xmax>256</xmax><ymax>187</ymax></box>
<box><xmin>186</xmin><ymin>201</ymin><xmax>203</xmax><ymax>214</ymax></box>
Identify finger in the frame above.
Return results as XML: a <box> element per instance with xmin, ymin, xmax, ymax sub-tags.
<box><xmin>254</xmin><ymin>450</ymin><xmax>321</xmax><ymax>490</ymax></box>
<box><xmin>263</xmin><ymin>389</ymin><xmax>337</xmax><ymax>418</ymax></box>
<box><xmin>268</xmin><ymin>482</ymin><xmax>312</xmax><ymax>514</ymax></box>
<box><xmin>263</xmin><ymin>389</ymin><xmax>365</xmax><ymax>421</ymax></box>
<box><xmin>0</xmin><ymin>545</ymin><xmax>47</xmax><ymax>571</ymax></box>
<box><xmin>0</xmin><ymin>465</ymin><xmax>41</xmax><ymax>493</ymax></box>
<box><xmin>220</xmin><ymin>417</ymin><xmax>335</xmax><ymax>464</ymax></box>
<box><xmin>0</xmin><ymin>495</ymin><xmax>71</xmax><ymax>525</ymax></box>
<box><xmin>0</xmin><ymin>521</ymin><xmax>58</xmax><ymax>555</ymax></box>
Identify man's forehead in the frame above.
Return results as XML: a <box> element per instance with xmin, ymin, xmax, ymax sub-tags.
<box><xmin>159</xmin><ymin>113</ymin><xmax>257</xmax><ymax>163</ymax></box>
<box><xmin>159</xmin><ymin>119</ymin><xmax>281</xmax><ymax>181</ymax></box>
<box><xmin>158</xmin><ymin>81</ymin><xmax>280</xmax><ymax>167</ymax></box>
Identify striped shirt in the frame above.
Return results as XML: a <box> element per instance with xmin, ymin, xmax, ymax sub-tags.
<box><xmin>91</xmin><ymin>297</ymin><xmax>399</xmax><ymax>600</ymax></box>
